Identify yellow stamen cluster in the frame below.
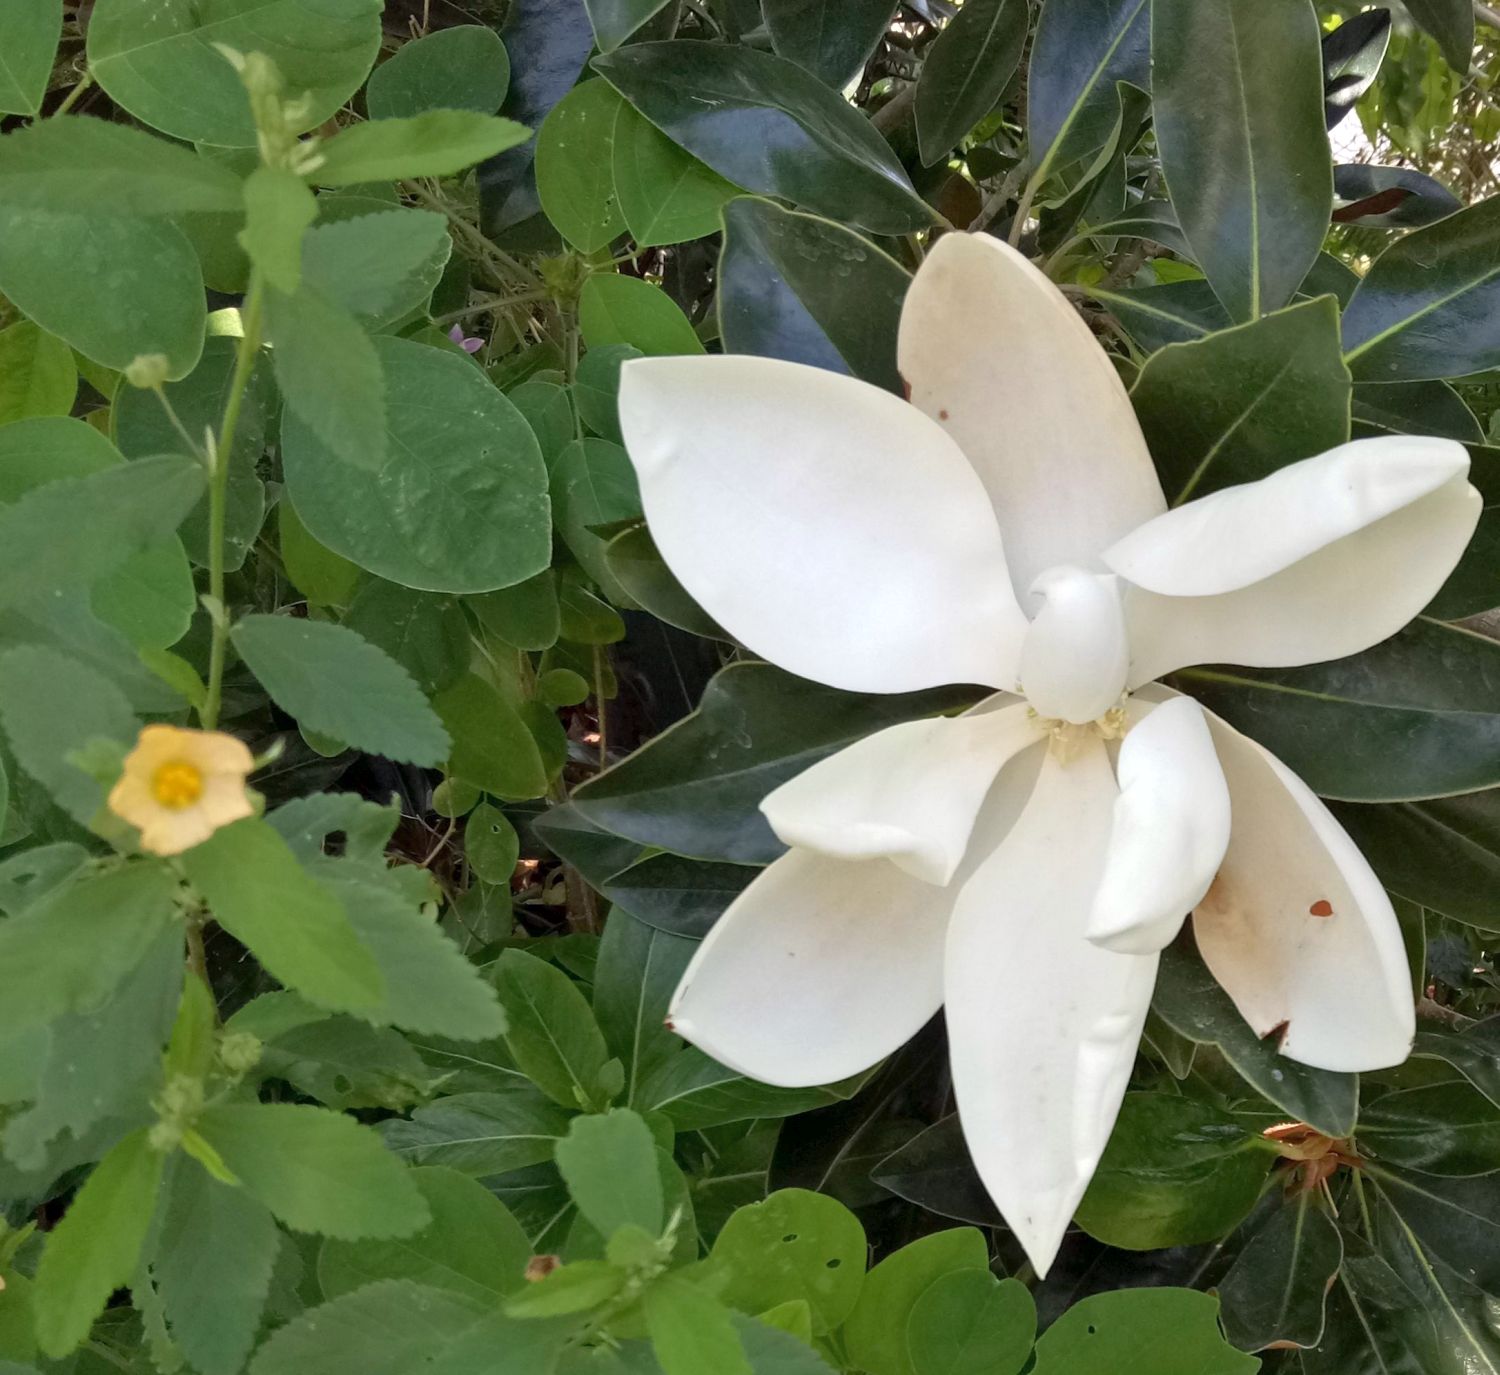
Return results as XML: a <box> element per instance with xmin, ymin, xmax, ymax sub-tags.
<box><xmin>1028</xmin><ymin>702</ymin><xmax>1130</xmax><ymax>759</ymax></box>
<box><xmin>152</xmin><ymin>761</ymin><xmax>205</xmax><ymax>809</ymax></box>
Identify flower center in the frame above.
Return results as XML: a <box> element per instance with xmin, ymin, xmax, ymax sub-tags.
<box><xmin>152</xmin><ymin>761</ymin><xmax>204</xmax><ymax>809</ymax></box>
<box><xmin>1017</xmin><ymin>565</ymin><xmax>1131</xmax><ymax>726</ymax></box>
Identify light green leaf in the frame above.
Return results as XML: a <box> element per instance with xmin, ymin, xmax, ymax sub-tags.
<box><xmin>151</xmin><ymin>1159</ymin><xmax>281</xmax><ymax>1375</ymax></box>
<box><xmin>0</xmin><ymin>321</ymin><xmax>76</xmax><ymax>423</ymax></box>
<box><xmin>268</xmin><ymin>283</ymin><xmax>387</xmax><ymax>473</ymax></box>
<box><xmin>0</xmin><ymin>644</ymin><xmax>138</xmax><ymax>825</ymax></box>
<box><xmin>506</xmin><ymin>1261</ymin><xmax>626</xmax><ymax>1318</ymax></box>
<box><xmin>0</xmin><ymin>115</ymin><xmax>243</xmax><ymax>213</ymax></box>
<box><xmin>279</xmin><ymin>500</ymin><xmax>360</xmax><ymax>608</ymax></box>
<box><xmin>906</xmin><ymin>1271</ymin><xmax>1034</xmax><ymax>1375</ymax></box>
<box><xmin>366</xmin><ymin>26</ymin><xmax>511</xmax><ymax>120</ymax></box>
<box><xmin>0</xmin><ymin>864</ymin><xmax>178</xmax><ymax>1040</ymax></box>
<box><xmin>433</xmin><ymin>674</ymin><xmax>550</xmax><ymax>801</ymax></box>
<box><xmin>232</xmin><ymin>614</ymin><xmax>448</xmax><ymax>767</ymax></box>
<box><xmin>550</xmin><ymin>438</ymin><xmax>642</xmax><ymax>601</ymax></box>
<box><xmin>0</xmin><ymin>0</ymin><xmax>61</xmax><ymax>116</ymax></box>
<box><xmin>611</xmin><ymin>98</ymin><xmax>737</xmax><ymax>247</ymax></box>
<box><xmin>380</xmin><ymin>1086</ymin><xmax>571</xmax><ymax>1177</ymax></box>
<box><xmin>87</xmin><ymin>0</ymin><xmax>383</xmax><ymax>147</ymax></box>
<box><xmin>536</xmin><ymin>79</ymin><xmax>629</xmax><ymax>252</ymax></box>
<box><xmin>580</xmin><ymin>274</ymin><xmax>704</xmax><ymax>356</ymax></box>
<box><xmin>195</xmin><ymin>1103</ymin><xmax>429</xmax><ymax>1240</ymax></box>
<box><xmin>34</xmin><ymin>1130</ymin><xmax>165</xmax><ymax>1357</ymax></box>
<box><xmin>708</xmin><ymin>1190</ymin><xmax>866</xmax><ymax>1335</ymax></box>
<box><xmin>843</xmin><ymin>1230</ymin><xmax>991</xmax><ymax>1375</ymax></box>
<box><xmin>318</xmin><ymin>1166</ymin><xmax>533</xmax><ymax>1302</ymax></box>
<box><xmin>464</xmin><ymin>803</ymin><xmax>520</xmax><ymax>884</ymax></box>
<box><xmin>238</xmin><ymin>165</ymin><xmax>317</xmax><ymax>295</ymax></box>
<box><xmin>311</xmin><ymin>861</ymin><xmax>508</xmax><ymax>1040</ymax></box>
<box><xmin>314</xmin><ymin>112</ymin><xmax>530</xmax><ymax>185</ymax></box>
<box><xmin>0</xmin><ymin>206</ymin><xmax>206</xmax><ymax>378</ymax></box>
<box><xmin>282</xmin><ymin>335</ymin><xmax>551</xmax><ymax>594</ymax></box>
<box><xmin>555</xmin><ymin>1109</ymin><xmax>664</xmax><ymax>1239</ymax></box>
<box><xmin>646</xmin><ymin>1278</ymin><xmax>751</xmax><ymax>1375</ymax></box>
<box><xmin>1029</xmin><ymin>1289</ymin><xmax>1258</xmax><ymax>1375</ymax></box>
<box><xmin>300</xmin><ymin>208</ymin><xmax>451</xmax><ymax>327</ymax></box>
<box><xmin>180</xmin><ymin>817</ymin><xmax>386</xmax><ymax>1015</ymax></box>
<box><xmin>494</xmin><ymin>949</ymin><xmax>613</xmax><ymax>1111</ymax></box>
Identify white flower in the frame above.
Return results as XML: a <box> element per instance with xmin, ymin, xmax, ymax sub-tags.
<box><xmin>615</xmin><ymin>233</ymin><xmax>1481</xmax><ymax>1275</ymax></box>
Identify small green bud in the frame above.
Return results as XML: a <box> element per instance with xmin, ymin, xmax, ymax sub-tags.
<box><xmin>124</xmin><ymin>354</ymin><xmax>171</xmax><ymax>389</ymax></box>
<box><xmin>217</xmin><ymin>1031</ymin><xmax>263</xmax><ymax>1075</ymax></box>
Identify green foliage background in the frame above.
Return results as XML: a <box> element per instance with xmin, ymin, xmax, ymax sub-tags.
<box><xmin>0</xmin><ymin>1</ymin><xmax>1497</xmax><ymax>1372</ymax></box>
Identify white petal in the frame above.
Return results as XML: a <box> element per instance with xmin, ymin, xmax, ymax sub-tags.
<box><xmin>669</xmin><ymin>742</ymin><xmax>1044</xmax><ymax>1088</ymax></box>
<box><xmin>1105</xmin><ymin>437</ymin><xmax>1480</xmax><ymax>682</ymax></box>
<box><xmin>618</xmin><ymin>354</ymin><xmax>1027</xmax><ymax>694</ymax></box>
<box><xmin>1018</xmin><ymin>567</ymin><xmax>1129</xmax><ymax>724</ymax></box>
<box><xmin>945</xmin><ymin>737</ymin><xmax>1158</xmax><ymax>1277</ymax></box>
<box><xmin>1087</xmin><ymin>697</ymin><xmax>1231</xmax><ymax>955</ymax></box>
<box><xmin>761</xmin><ymin>700</ymin><xmax>1043</xmax><ymax>885</ymax></box>
<box><xmin>897</xmin><ymin>233</ymin><xmax>1165</xmax><ymax>603</ymax></box>
<box><xmin>1191</xmin><ymin>706</ymin><xmax>1415</xmax><ymax>1073</ymax></box>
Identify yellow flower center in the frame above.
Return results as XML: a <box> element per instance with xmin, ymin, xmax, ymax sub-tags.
<box><xmin>152</xmin><ymin>761</ymin><xmax>204</xmax><ymax>809</ymax></box>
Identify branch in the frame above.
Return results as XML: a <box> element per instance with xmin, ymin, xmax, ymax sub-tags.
<box><xmin>1477</xmin><ymin>1</ymin><xmax>1500</xmax><ymax>31</ymax></box>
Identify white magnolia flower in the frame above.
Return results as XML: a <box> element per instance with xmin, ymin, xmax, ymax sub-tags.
<box><xmin>615</xmin><ymin>233</ymin><xmax>1481</xmax><ymax>1275</ymax></box>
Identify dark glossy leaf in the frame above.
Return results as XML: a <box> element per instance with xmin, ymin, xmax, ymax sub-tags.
<box><xmin>532</xmin><ymin>801</ymin><xmax>646</xmax><ymax>890</ymax></box>
<box><xmin>1332</xmin><ymin>789</ymin><xmax>1500</xmax><ymax>932</ymax></box>
<box><xmin>1343</xmin><ymin>196</ymin><xmax>1500</xmax><ymax>381</ymax></box>
<box><xmin>872</xmin><ymin>1115</ymin><xmax>1004</xmax><ymax>1228</ymax></box>
<box><xmin>592</xmin><ymin>42</ymin><xmax>933</xmax><ymax>235</ymax></box>
<box><xmin>1078</xmin><ymin>198</ymin><xmax>1192</xmax><ymax>256</ymax></box>
<box><xmin>591</xmin><ymin>908</ymin><xmax>694</xmax><ymax>1104</ymax></box>
<box><xmin>1428</xmin><ymin>442</ymin><xmax>1500</xmax><ymax>618</ymax></box>
<box><xmin>599</xmin><ymin>853</ymin><xmax>756</xmax><ymax>938</ymax></box>
<box><xmin>1094</xmin><ymin>279</ymin><xmax>1231</xmax><ymax>354</ymax></box>
<box><xmin>1360</xmin><ymin>1082</ymin><xmax>1500</xmax><ymax>1175</ymax></box>
<box><xmin>1218</xmin><ymin>1191</ymin><xmax>1342</xmax><ymax>1351</ymax></box>
<box><xmin>1334</xmin><ymin>164</ymin><xmax>1463</xmax><ymax>228</ymax></box>
<box><xmin>1028</xmin><ymin>0</ymin><xmax>1151</xmax><ymax>187</ymax></box>
<box><xmin>1030</xmin><ymin>1289</ymin><xmax>1258</xmax><ymax>1375</ymax></box>
<box><xmin>586</xmin><ymin>0</ymin><xmax>674</xmax><ymax>52</ymax></box>
<box><xmin>1300</xmin><ymin>1245</ymin><xmax>1435</xmax><ymax>1375</ymax></box>
<box><xmin>569</xmin><ymin>662</ymin><xmax>977</xmax><ymax>863</ymax></box>
<box><xmin>763</xmin><ymin>0</ymin><xmax>898</xmax><ymax>86</ymax></box>
<box><xmin>1301</xmin><ymin>251</ymin><xmax>1361</xmax><ymax>306</ymax></box>
<box><xmin>381</xmin><ymin>1085</ymin><xmax>571</xmax><ymax>1177</ymax></box>
<box><xmin>914</xmin><ymin>0</ymin><xmax>1029</xmax><ymax>166</ymax></box>
<box><xmin>1177</xmin><ymin>618</ymin><xmax>1500</xmax><ymax>801</ymax></box>
<box><xmin>1152</xmin><ymin>936</ymin><xmax>1357</xmax><ymax>1137</ymax></box>
<box><xmin>1351</xmin><ymin>381</ymin><xmax>1481</xmax><ymax>443</ymax></box>
<box><xmin>1410</xmin><ymin>1017</ymin><xmax>1500</xmax><ymax>1106</ymax></box>
<box><xmin>1074</xmin><ymin>1092</ymin><xmax>1274</xmax><ymax>1250</ymax></box>
<box><xmin>1130</xmin><ymin>296</ymin><xmax>1350</xmax><ymax>504</ymax></box>
<box><xmin>479</xmin><ymin>0</ymin><xmax>597</xmax><ymax>234</ymax></box>
<box><xmin>718</xmin><ymin>198</ymin><xmax>909</xmax><ymax>392</ymax></box>
<box><xmin>1367</xmin><ymin>1165</ymin><xmax>1500</xmax><ymax>1292</ymax></box>
<box><xmin>1405</xmin><ymin>0</ymin><xmax>1474</xmax><ymax>72</ymax></box>
<box><xmin>603</xmin><ymin>526</ymin><xmax>725</xmax><ymax>637</ymax></box>
<box><xmin>1153</xmin><ymin>0</ymin><xmax>1332</xmax><ymax>321</ymax></box>
<box><xmin>1322</xmin><ymin>9</ymin><xmax>1391</xmax><ymax>130</ymax></box>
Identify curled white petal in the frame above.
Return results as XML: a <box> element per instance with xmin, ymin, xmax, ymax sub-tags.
<box><xmin>618</xmin><ymin>354</ymin><xmax>1027</xmax><ymax>694</ymax></box>
<box><xmin>945</xmin><ymin>737</ymin><xmax>1158</xmax><ymax>1277</ymax></box>
<box><xmin>897</xmin><ymin>232</ymin><xmax>1165</xmax><ymax>603</ymax></box>
<box><xmin>1087</xmin><ymin>696</ymin><xmax>1232</xmax><ymax>955</ymax></box>
<box><xmin>1188</xmin><ymin>700</ymin><xmax>1415</xmax><ymax>1072</ymax></box>
<box><xmin>1104</xmin><ymin>436</ymin><xmax>1480</xmax><ymax>682</ymax></box>
<box><xmin>1018</xmin><ymin>566</ymin><xmax>1130</xmax><ymax>724</ymax></box>
<box><xmin>761</xmin><ymin>699</ymin><xmax>1043</xmax><ymax>885</ymax></box>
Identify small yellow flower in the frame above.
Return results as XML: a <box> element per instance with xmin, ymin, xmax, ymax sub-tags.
<box><xmin>108</xmin><ymin>725</ymin><xmax>254</xmax><ymax>856</ymax></box>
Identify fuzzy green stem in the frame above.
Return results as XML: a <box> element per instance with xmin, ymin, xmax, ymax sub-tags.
<box><xmin>200</xmin><ymin>276</ymin><xmax>266</xmax><ymax>731</ymax></box>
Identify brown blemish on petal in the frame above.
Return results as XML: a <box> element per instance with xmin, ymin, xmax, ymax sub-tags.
<box><xmin>900</xmin><ymin>375</ymin><xmax>912</xmax><ymax>402</ymax></box>
<box><xmin>1309</xmin><ymin>899</ymin><xmax>1334</xmax><ymax>917</ymax></box>
<box><xmin>939</xmin><ymin>408</ymin><xmax>950</xmax><ymax>420</ymax></box>
<box><xmin>1262</xmin><ymin>1018</ymin><xmax>1291</xmax><ymax>1049</ymax></box>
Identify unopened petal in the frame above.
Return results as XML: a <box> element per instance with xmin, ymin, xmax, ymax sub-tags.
<box><xmin>1105</xmin><ymin>437</ymin><xmax>1480</xmax><ymax>682</ymax></box>
<box><xmin>1191</xmin><ymin>704</ymin><xmax>1415</xmax><ymax>1072</ymax></box>
<box><xmin>898</xmin><ymin>233</ymin><xmax>1165</xmax><ymax>603</ymax></box>
<box><xmin>761</xmin><ymin>698</ymin><xmax>1042</xmax><ymax>885</ymax></box>
<box><xmin>945</xmin><ymin>737</ymin><xmax>1158</xmax><ymax>1277</ymax></box>
<box><xmin>618</xmin><ymin>354</ymin><xmax>1027</xmax><ymax>694</ymax></box>
<box><xmin>1087</xmin><ymin>697</ymin><xmax>1231</xmax><ymax>955</ymax></box>
<box><xmin>1018</xmin><ymin>567</ymin><xmax>1129</xmax><ymax>724</ymax></box>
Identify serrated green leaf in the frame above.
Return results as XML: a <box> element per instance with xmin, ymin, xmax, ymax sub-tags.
<box><xmin>34</xmin><ymin>1130</ymin><xmax>165</xmax><ymax>1358</ymax></box>
<box><xmin>300</xmin><ymin>208</ymin><xmax>451</xmax><ymax>327</ymax></box>
<box><xmin>232</xmin><ymin>614</ymin><xmax>449</xmax><ymax>767</ymax></box>
<box><xmin>195</xmin><ymin>1103</ymin><xmax>428</xmax><ymax>1240</ymax></box>
<box><xmin>555</xmin><ymin>1109</ymin><xmax>664</xmax><ymax>1239</ymax></box>
<box><xmin>180</xmin><ymin>818</ymin><xmax>386</xmax><ymax>1015</ymax></box>
<box><xmin>646</xmin><ymin>1277</ymin><xmax>751</xmax><ymax>1375</ymax></box>
<box><xmin>239</xmin><ymin>165</ymin><xmax>317</xmax><ymax>295</ymax></box>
